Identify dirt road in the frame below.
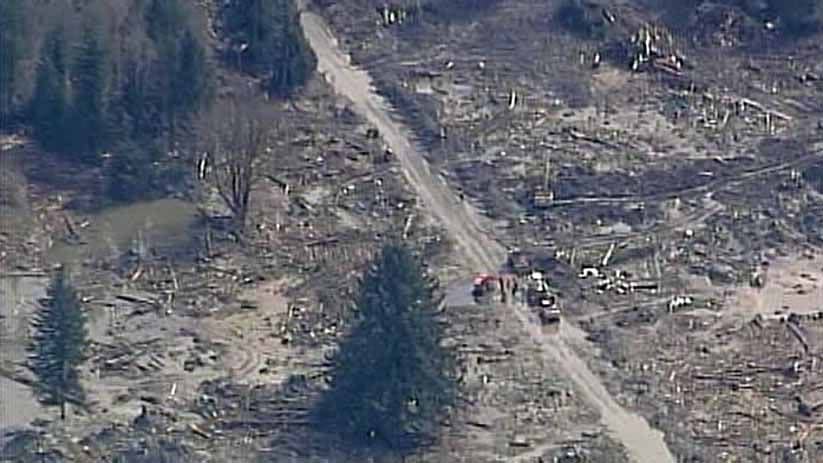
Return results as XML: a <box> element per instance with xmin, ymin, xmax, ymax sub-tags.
<box><xmin>299</xmin><ymin>9</ymin><xmax>675</xmax><ymax>463</ymax></box>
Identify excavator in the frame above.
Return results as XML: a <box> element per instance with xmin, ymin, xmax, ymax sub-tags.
<box><xmin>525</xmin><ymin>271</ymin><xmax>561</xmax><ymax>330</ymax></box>
<box><xmin>506</xmin><ymin>248</ymin><xmax>531</xmax><ymax>275</ymax></box>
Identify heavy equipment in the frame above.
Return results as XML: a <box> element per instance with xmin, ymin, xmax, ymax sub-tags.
<box><xmin>525</xmin><ymin>271</ymin><xmax>561</xmax><ymax>329</ymax></box>
<box><xmin>507</xmin><ymin>248</ymin><xmax>531</xmax><ymax>275</ymax></box>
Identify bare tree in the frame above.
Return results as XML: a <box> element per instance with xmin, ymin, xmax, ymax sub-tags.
<box><xmin>203</xmin><ymin>100</ymin><xmax>272</xmax><ymax>233</ymax></box>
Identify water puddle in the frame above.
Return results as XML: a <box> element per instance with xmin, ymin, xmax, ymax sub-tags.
<box><xmin>46</xmin><ymin>198</ymin><xmax>200</xmax><ymax>264</ymax></box>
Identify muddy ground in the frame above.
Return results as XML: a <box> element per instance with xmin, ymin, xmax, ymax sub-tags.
<box><xmin>4</xmin><ymin>0</ymin><xmax>823</xmax><ymax>461</ymax></box>
<box><xmin>1</xmin><ymin>8</ymin><xmax>627</xmax><ymax>463</ymax></box>
<box><xmin>301</xmin><ymin>7</ymin><xmax>669</xmax><ymax>461</ymax></box>
<box><xmin>0</xmin><ymin>67</ymin><xmax>450</xmax><ymax>461</ymax></box>
<box><xmin>308</xmin><ymin>0</ymin><xmax>823</xmax><ymax>461</ymax></box>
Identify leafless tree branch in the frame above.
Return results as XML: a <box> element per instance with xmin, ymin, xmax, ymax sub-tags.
<box><xmin>204</xmin><ymin>100</ymin><xmax>273</xmax><ymax>233</ymax></box>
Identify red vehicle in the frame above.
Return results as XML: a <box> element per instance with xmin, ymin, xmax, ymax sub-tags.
<box><xmin>472</xmin><ymin>274</ymin><xmax>497</xmax><ymax>302</ymax></box>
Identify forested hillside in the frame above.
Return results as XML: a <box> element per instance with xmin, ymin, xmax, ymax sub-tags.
<box><xmin>0</xmin><ymin>0</ymin><xmax>315</xmax><ymax>202</ymax></box>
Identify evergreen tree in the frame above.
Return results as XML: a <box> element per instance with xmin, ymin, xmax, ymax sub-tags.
<box><xmin>106</xmin><ymin>138</ymin><xmax>191</xmax><ymax>204</ymax></box>
<box><xmin>30</xmin><ymin>267</ymin><xmax>89</xmax><ymax>420</ymax></box>
<box><xmin>69</xmin><ymin>24</ymin><xmax>108</xmax><ymax>164</ymax></box>
<box><xmin>0</xmin><ymin>0</ymin><xmax>25</xmax><ymax>119</ymax></box>
<box><xmin>44</xmin><ymin>25</ymin><xmax>69</xmax><ymax>80</ymax></box>
<box><xmin>313</xmin><ymin>244</ymin><xmax>457</xmax><ymax>453</ymax></box>
<box><xmin>173</xmin><ymin>30</ymin><xmax>212</xmax><ymax>116</ymax></box>
<box><xmin>221</xmin><ymin>0</ymin><xmax>275</xmax><ymax>75</ymax></box>
<box><xmin>157</xmin><ymin>41</ymin><xmax>180</xmax><ymax>150</ymax></box>
<box><xmin>220</xmin><ymin>0</ymin><xmax>316</xmax><ymax>97</ymax></box>
<box><xmin>145</xmin><ymin>0</ymin><xmax>186</xmax><ymax>45</ymax></box>
<box><xmin>105</xmin><ymin>140</ymin><xmax>161</xmax><ymax>202</ymax></box>
<box><xmin>30</xmin><ymin>27</ymin><xmax>69</xmax><ymax>152</ymax></box>
<box><xmin>267</xmin><ymin>0</ymin><xmax>317</xmax><ymax>98</ymax></box>
<box><xmin>144</xmin><ymin>0</ymin><xmax>212</xmax><ymax>146</ymax></box>
<box><xmin>167</xmin><ymin>29</ymin><xmax>213</xmax><ymax>144</ymax></box>
<box><xmin>114</xmin><ymin>55</ymin><xmax>162</xmax><ymax>143</ymax></box>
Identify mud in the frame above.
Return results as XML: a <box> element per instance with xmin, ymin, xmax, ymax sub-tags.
<box><xmin>300</xmin><ymin>8</ymin><xmax>675</xmax><ymax>462</ymax></box>
<box><xmin>0</xmin><ymin>276</ymin><xmax>49</xmax><ymax>430</ymax></box>
<box><xmin>46</xmin><ymin>198</ymin><xmax>199</xmax><ymax>265</ymax></box>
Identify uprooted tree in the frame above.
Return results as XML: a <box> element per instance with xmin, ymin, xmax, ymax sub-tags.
<box><xmin>312</xmin><ymin>243</ymin><xmax>458</xmax><ymax>454</ymax></box>
<box><xmin>29</xmin><ymin>266</ymin><xmax>89</xmax><ymax>420</ymax></box>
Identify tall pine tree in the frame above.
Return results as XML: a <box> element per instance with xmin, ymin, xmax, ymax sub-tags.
<box><xmin>221</xmin><ymin>0</ymin><xmax>275</xmax><ymax>75</ymax></box>
<box><xmin>146</xmin><ymin>0</ymin><xmax>183</xmax><ymax>142</ymax></box>
<box><xmin>220</xmin><ymin>0</ymin><xmax>315</xmax><ymax>97</ymax></box>
<box><xmin>167</xmin><ymin>29</ymin><xmax>212</xmax><ymax>145</ymax></box>
<box><xmin>144</xmin><ymin>0</ymin><xmax>212</xmax><ymax>147</ymax></box>
<box><xmin>30</xmin><ymin>27</ymin><xmax>69</xmax><ymax>152</ymax></box>
<box><xmin>173</xmin><ymin>30</ymin><xmax>212</xmax><ymax>117</ymax></box>
<box><xmin>69</xmin><ymin>24</ymin><xmax>108</xmax><ymax>164</ymax></box>
<box><xmin>313</xmin><ymin>244</ymin><xmax>457</xmax><ymax>453</ymax></box>
<box><xmin>115</xmin><ymin>55</ymin><xmax>161</xmax><ymax>143</ymax></box>
<box><xmin>30</xmin><ymin>267</ymin><xmax>89</xmax><ymax>420</ymax></box>
<box><xmin>105</xmin><ymin>140</ymin><xmax>158</xmax><ymax>202</ymax></box>
<box><xmin>267</xmin><ymin>0</ymin><xmax>316</xmax><ymax>98</ymax></box>
<box><xmin>145</xmin><ymin>0</ymin><xmax>186</xmax><ymax>44</ymax></box>
<box><xmin>0</xmin><ymin>0</ymin><xmax>25</xmax><ymax>119</ymax></box>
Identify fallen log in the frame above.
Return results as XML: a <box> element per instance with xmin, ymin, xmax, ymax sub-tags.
<box><xmin>115</xmin><ymin>293</ymin><xmax>160</xmax><ymax>306</ymax></box>
<box><xmin>786</xmin><ymin>321</ymin><xmax>810</xmax><ymax>354</ymax></box>
<box><xmin>466</xmin><ymin>420</ymin><xmax>491</xmax><ymax>429</ymax></box>
<box><xmin>304</xmin><ymin>237</ymin><xmax>341</xmax><ymax>247</ymax></box>
<box><xmin>0</xmin><ymin>271</ymin><xmax>48</xmax><ymax>278</ymax></box>
<box><xmin>189</xmin><ymin>423</ymin><xmax>211</xmax><ymax>439</ymax></box>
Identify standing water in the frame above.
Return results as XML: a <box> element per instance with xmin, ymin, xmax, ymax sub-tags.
<box><xmin>45</xmin><ymin>198</ymin><xmax>200</xmax><ymax>265</ymax></box>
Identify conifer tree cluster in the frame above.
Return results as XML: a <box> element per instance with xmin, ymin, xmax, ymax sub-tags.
<box><xmin>30</xmin><ymin>26</ymin><xmax>69</xmax><ymax>154</ymax></box>
<box><xmin>313</xmin><ymin>244</ymin><xmax>457</xmax><ymax>453</ymax></box>
<box><xmin>25</xmin><ymin>0</ymin><xmax>213</xmax><ymax>171</ymax></box>
<box><xmin>220</xmin><ymin>0</ymin><xmax>316</xmax><ymax>97</ymax></box>
<box><xmin>29</xmin><ymin>21</ymin><xmax>111</xmax><ymax>164</ymax></box>
<box><xmin>0</xmin><ymin>0</ymin><xmax>24</xmax><ymax>119</ymax></box>
<box><xmin>1</xmin><ymin>0</ymin><xmax>316</xmax><ymax>202</ymax></box>
<box><xmin>30</xmin><ymin>267</ymin><xmax>89</xmax><ymax>421</ymax></box>
<box><xmin>68</xmin><ymin>25</ymin><xmax>108</xmax><ymax>164</ymax></box>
